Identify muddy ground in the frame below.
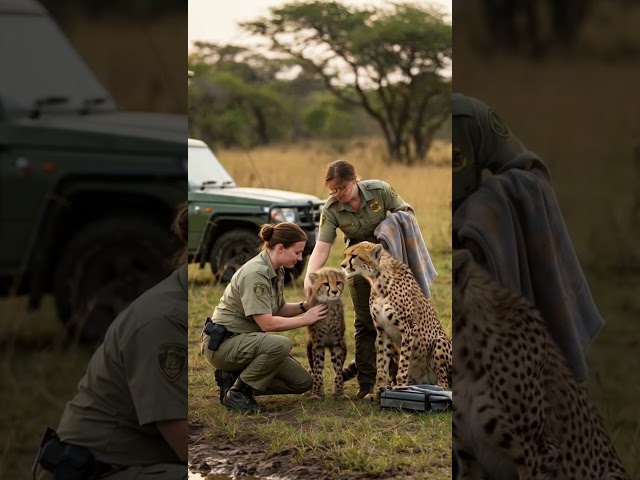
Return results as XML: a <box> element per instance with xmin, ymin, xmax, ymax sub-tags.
<box><xmin>188</xmin><ymin>430</ymin><xmax>414</xmax><ymax>480</ymax></box>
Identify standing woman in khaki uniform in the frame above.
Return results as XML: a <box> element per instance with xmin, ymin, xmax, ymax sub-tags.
<box><xmin>304</xmin><ymin>160</ymin><xmax>407</xmax><ymax>398</ymax></box>
<box><xmin>32</xmin><ymin>204</ymin><xmax>189</xmax><ymax>480</ymax></box>
<box><xmin>452</xmin><ymin>93</ymin><xmax>527</xmax><ymax>213</ymax></box>
<box><xmin>203</xmin><ymin>223</ymin><xmax>327</xmax><ymax>414</ymax></box>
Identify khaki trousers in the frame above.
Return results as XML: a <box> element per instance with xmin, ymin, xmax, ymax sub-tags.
<box><xmin>203</xmin><ymin>332</ymin><xmax>312</xmax><ymax>394</ymax></box>
<box><xmin>348</xmin><ymin>274</ymin><xmax>377</xmax><ymax>387</ymax></box>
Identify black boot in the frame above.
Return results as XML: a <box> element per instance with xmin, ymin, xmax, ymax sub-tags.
<box><xmin>356</xmin><ymin>383</ymin><xmax>374</xmax><ymax>399</ymax></box>
<box><xmin>223</xmin><ymin>378</ymin><xmax>267</xmax><ymax>414</ymax></box>
<box><xmin>214</xmin><ymin>370</ymin><xmax>240</xmax><ymax>405</ymax></box>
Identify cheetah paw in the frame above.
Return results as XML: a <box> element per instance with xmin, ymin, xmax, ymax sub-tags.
<box><xmin>364</xmin><ymin>393</ymin><xmax>380</xmax><ymax>403</ymax></box>
<box><xmin>392</xmin><ymin>384</ymin><xmax>409</xmax><ymax>390</ymax></box>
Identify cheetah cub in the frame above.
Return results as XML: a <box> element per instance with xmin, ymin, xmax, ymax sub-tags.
<box><xmin>341</xmin><ymin>242</ymin><xmax>452</xmax><ymax>402</ymax></box>
<box><xmin>306</xmin><ymin>267</ymin><xmax>353</xmax><ymax>399</ymax></box>
<box><xmin>452</xmin><ymin>249</ymin><xmax>629</xmax><ymax>480</ymax></box>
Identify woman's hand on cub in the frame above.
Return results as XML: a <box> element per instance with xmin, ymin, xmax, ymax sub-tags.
<box><xmin>303</xmin><ymin>304</ymin><xmax>328</xmax><ymax>326</ymax></box>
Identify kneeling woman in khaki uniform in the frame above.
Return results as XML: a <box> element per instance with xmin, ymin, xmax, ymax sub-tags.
<box><xmin>202</xmin><ymin>222</ymin><xmax>327</xmax><ymax>414</ymax></box>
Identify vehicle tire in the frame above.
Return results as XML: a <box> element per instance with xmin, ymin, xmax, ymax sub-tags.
<box><xmin>209</xmin><ymin>229</ymin><xmax>260</xmax><ymax>283</ymax></box>
<box><xmin>53</xmin><ymin>216</ymin><xmax>176</xmax><ymax>344</ymax></box>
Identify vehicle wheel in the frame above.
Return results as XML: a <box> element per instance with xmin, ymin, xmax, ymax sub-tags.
<box><xmin>53</xmin><ymin>216</ymin><xmax>176</xmax><ymax>344</ymax></box>
<box><xmin>209</xmin><ymin>229</ymin><xmax>260</xmax><ymax>283</ymax></box>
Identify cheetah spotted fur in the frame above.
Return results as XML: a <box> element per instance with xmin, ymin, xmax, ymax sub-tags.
<box><xmin>452</xmin><ymin>249</ymin><xmax>629</xmax><ymax>479</ymax></box>
<box><xmin>341</xmin><ymin>241</ymin><xmax>452</xmax><ymax>402</ymax></box>
<box><xmin>306</xmin><ymin>267</ymin><xmax>355</xmax><ymax>399</ymax></box>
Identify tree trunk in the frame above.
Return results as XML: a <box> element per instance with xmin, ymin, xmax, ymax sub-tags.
<box><xmin>252</xmin><ymin>106</ymin><xmax>270</xmax><ymax>144</ymax></box>
<box><xmin>372</xmin><ymin>116</ymin><xmax>412</xmax><ymax>165</ymax></box>
<box><xmin>414</xmin><ymin>131</ymin><xmax>432</xmax><ymax>162</ymax></box>
<box><xmin>401</xmin><ymin>138</ymin><xmax>415</xmax><ymax>166</ymax></box>
<box><xmin>386</xmin><ymin>140</ymin><xmax>403</xmax><ymax>164</ymax></box>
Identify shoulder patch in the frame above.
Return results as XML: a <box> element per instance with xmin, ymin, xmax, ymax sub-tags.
<box><xmin>253</xmin><ymin>283</ymin><xmax>267</xmax><ymax>298</ymax></box>
<box><xmin>389</xmin><ymin>186</ymin><xmax>399</xmax><ymax>198</ymax></box>
<box><xmin>489</xmin><ymin>109</ymin><xmax>510</xmax><ymax>138</ymax></box>
<box><xmin>452</xmin><ymin>147</ymin><xmax>468</xmax><ymax>173</ymax></box>
<box><xmin>158</xmin><ymin>344</ymin><xmax>187</xmax><ymax>382</ymax></box>
<box><xmin>319</xmin><ymin>213</ymin><xmax>326</xmax><ymax>227</ymax></box>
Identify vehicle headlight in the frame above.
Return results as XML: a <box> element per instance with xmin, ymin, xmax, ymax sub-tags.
<box><xmin>271</xmin><ymin>207</ymin><xmax>298</xmax><ymax>223</ymax></box>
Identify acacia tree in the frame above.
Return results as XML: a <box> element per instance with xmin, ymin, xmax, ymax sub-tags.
<box><xmin>243</xmin><ymin>1</ymin><xmax>451</xmax><ymax>164</ymax></box>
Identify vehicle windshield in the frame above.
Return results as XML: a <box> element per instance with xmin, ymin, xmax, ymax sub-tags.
<box><xmin>188</xmin><ymin>144</ymin><xmax>237</xmax><ymax>189</ymax></box>
<box><xmin>0</xmin><ymin>13</ymin><xmax>116</xmax><ymax>115</ymax></box>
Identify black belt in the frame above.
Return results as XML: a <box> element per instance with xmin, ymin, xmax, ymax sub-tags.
<box><xmin>33</xmin><ymin>427</ymin><xmax>116</xmax><ymax>480</ymax></box>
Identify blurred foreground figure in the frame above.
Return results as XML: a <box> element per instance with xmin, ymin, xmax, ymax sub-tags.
<box><xmin>452</xmin><ymin>93</ymin><xmax>603</xmax><ymax>382</ymax></box>
<box><xmin>451</xmin><ymin>94</ymin><xmax>630</xmax><ymax>478</ymax></box>
<box><xmin>32</xmin><ymin>204</ymin><xmax>188</xmax><ymax>480</ymax></box>
<box><xmin>451</xmin><ymin>249</ymin><xmax>629</xmax><ymax>479</ymax></box>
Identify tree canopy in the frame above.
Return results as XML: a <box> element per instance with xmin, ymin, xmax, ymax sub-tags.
<box><xmin>189</xmin><ymin>42</ymin><xmax>364</xmax><ymax>147</ymax></box>
<box><xmin>242</xmin><ymin>1</ymin><xmax>452</xmax><ymax>164</ymax></box>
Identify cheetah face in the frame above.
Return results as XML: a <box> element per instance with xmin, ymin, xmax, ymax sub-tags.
<box><xmin>341</xmin><ymin>241</ymin><xmax>383</xmax><ymax>279</ymax></box>
<box><xmin>308</xmin><ymin>268</ymin><xmax>346</xmax><ymax>302</ymax></box>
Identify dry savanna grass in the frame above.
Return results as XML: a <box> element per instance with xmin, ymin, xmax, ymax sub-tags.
<box><xmin>188</xmin><ymin>138</ymin><xmax>452</xmax><ymax>478</ymax></box>
<box><xmin>220</xmin><ymin>137</ymin><xmax>453</xmax><ymax>252</ymax></box>
<box><xmin>0</xmin><ymin>295</ymin><xmax>93</xmax><ymax>479</ymax></box>
<box><xmin>66</xmin><ymin>14</ymin><xmax>187</xmax><ymax>114</ymax></box>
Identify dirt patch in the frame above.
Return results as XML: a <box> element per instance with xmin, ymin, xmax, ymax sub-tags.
<box><xmin>188</xmin><ymin>433</ymin><xmax>409</xmax><ymax>480</ymax></box>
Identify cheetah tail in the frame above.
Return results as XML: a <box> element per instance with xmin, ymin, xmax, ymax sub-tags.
<box><xmin>341</xmin><ymin>360</ymin><xmax>358</xmax><ymax>381</ymax></box>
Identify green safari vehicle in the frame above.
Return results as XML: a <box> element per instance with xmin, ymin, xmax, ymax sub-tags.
<box><xmin>188</xmin><ymin>138</ymin><xmax>323</xmax><ymax>282</ymax></box>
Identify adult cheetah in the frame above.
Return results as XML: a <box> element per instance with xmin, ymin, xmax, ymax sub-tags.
<box><xmin>452</xmin><ymin>249</ymin><xmax>629</xmax><ymax>479</ymax></box>
<box><xmin>341</xmin><ymin>241</ymin><xmax>452</xmax><ymax>401</ymax></box>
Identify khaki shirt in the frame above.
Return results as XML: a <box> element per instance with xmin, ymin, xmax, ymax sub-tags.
<box><xmin>452</xmin><ymin>93</ymin><xmax>527</xmax><ymax>211</ymax></box>
<box><xmin>210</xmin><ymin>250</ymin><xmax>286</xmax><ymax>333</ymax></box>
<box><xmin>57</xmin><ymin>266</ymin><xmax>188</xmax><ymax>466</ymax></box>
<box><xmin>318</xmin><ymin>179</ymin><xmax>405</xmax><ymax>244</ymax></box>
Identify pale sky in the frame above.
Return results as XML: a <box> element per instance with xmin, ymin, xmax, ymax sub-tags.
<box><xmin>188</xmin><ymin>0</ymin><xmax>452</xmax><ymax>50</ymax></box>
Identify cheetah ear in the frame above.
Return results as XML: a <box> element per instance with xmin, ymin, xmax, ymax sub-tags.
<box><xmin>308</xmin><ymin>272</ymin><xmax>318</xmax><ymax>283</ymax></box>
<box><xmin>370</xmin><ymin>244</ymin><xmax>384</xmax><ymax>261</ymax></box>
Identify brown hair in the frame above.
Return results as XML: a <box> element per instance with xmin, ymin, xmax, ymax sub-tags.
<box><xmin>171</xmin><ymin>201</ymin><xmax>188</xmax><ymax>268</ymax></box>
<box><xmin>258</xmin><ymin>222</ymin><xmax>307</xmax><ymax>251</ymax></box>
<box><xmin>324</xmin><ymin>159</ymin><xmax>359</xmax><ymax>185</ymax></box>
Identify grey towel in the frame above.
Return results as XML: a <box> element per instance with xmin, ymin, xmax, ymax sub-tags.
<box><xmin>374</xmin><ymin>208</ymin><xmax>437</xmax><ymax>298</ymax></box>
<box><xmin>453</xmin><ymin>151</ymin><xmax>604</xmax><ymax>382</ymax></box>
